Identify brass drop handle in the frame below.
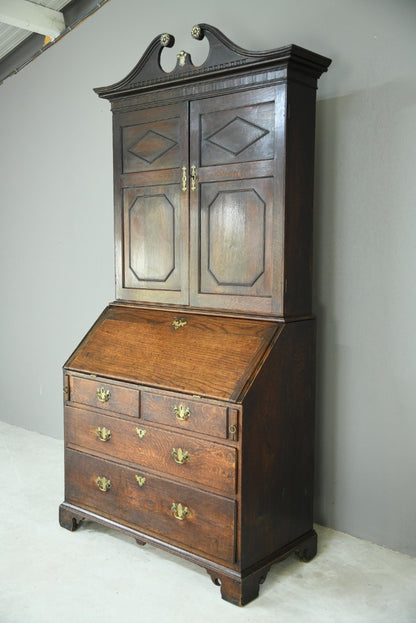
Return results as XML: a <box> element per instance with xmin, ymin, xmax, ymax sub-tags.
<box><xmin>136</xmin><ymin>427</ymin><xmax>146</xmax><ymax>439</ymax></box>
<box><xmin>181</xmin><ymin>166</ymin><xmax>187</xmax><ymax>192</ymax></box>
<box><xmin>173</xmin><ymin>404</ymin><xmax>190</xmax><ymax>422</ymax></box>
<box><xmin>96</xmin><ymin>476</ymin><xmax>111</xmax><ymax>492</ymax></box>
<box><xmin>172</xmin><ymin>448</ymin><xmax>189</xmax><ymax>464</ymax></box>
<box><xmin>171</xmin><ymin>502</ymin><xmax>189</xmax><ymax>521</ymax></box>
<box><xmin>190</xmin><ymin>165</ymin><xmax>197</xmax><ymax>191</ymax></box>
<box><xmin>96</xmin><ymin>426</ymin><xmax>111</xmax><ymax>442</ymax></box>
<box><xmin>97</xmin><ymin>387</ymin><xmax>111</xmax><ymax>403</ymax></box>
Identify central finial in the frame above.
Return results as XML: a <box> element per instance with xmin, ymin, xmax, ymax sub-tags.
<box><xmin>177</xmin><ymin>50</ymin><xmax>188</xmax><ymax>66</ymax></box>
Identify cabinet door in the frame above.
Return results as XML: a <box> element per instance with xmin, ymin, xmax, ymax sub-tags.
<box><xmin>114</xmin><ymin>103</ymin><xmax>189</xmax><ymax>304</ymax></box>
<box><xmin>189</xmin><ymin>87</ymin><xmax>284</xmax><ymax>314</ymax></box>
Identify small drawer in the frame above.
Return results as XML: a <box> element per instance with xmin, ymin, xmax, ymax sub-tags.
<box><xmin>141</xmin><ymin>392</ymin><xmax>228</xmax><ymax>439</ymax></box>
<box><xmin>65</xmin><ymin>448</ymin><xmax>236</xmax><ymax>564</ymax></box>
<box><xmin>65</xmin><ymin>406</ymin><xmax>236</xmax><ymax>495</ymax></box>
<box><xmin>68</xmin><ymin>376</ymin><xmax>139</xmax><ymax>417</ymax></box>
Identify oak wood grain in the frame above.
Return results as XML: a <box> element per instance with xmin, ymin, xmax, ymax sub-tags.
<box><xmin>69</xmin><ymin>376</ymin><xmax>139</xmax><ymax>417</ymax></box>
<box><xmin>141</xmin><ymin>392</ymin><xmax>229</xmax><ymax>439</ymax></box>
<box><xmin>61</xmin><ymin>24</ymin><xmax>330</xmax><ymax>606</ymax></box>
<box><xmin>65</xmin><ymin>405</ymin><xmax>237</xmax><ymax>494</ymax></box>
<box><xmin>65</xmin><ymin>448</ymin><xmax>236</xmax><ymax>563</ymax></box>
<box><xmin>65</xmin><ymin>306</ymin><xmax>278</xmax><ymax>401</ymax></box>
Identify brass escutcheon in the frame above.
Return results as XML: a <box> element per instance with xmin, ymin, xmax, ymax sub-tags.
<box><xmin>173</xmin><ymin>404</ymin><xmax>190</xmax><ymax>421</ymax></box>
<box><xmin>96</xmin><ymin>387</ymin><xmax>110</xmax><ymax>403</ymax></box>
<box><xmin>171</xmin><ymin>502</ymin><xmax>189</xmax><ymax>521</ymax></box>
<box><xmin>96</xmin><ymin>476</ymin><xmax>111</xmax><ymax>492</ymax></box>
<box><xmin>135</xmin><ymin>475</ymin><xmax>146</xmax><ymax>487</ymax></box>
<box><xmin>172</xmin><ymin>318</ymin><xmax>187</xmax><ymax>329</ymax></box>
<box><xmin>172</xmin><ymin>448</ymin><xmax>189</xmax><ymax>464</ymax></box>
<box><xmin>136</xmin><ymin>427</ymin><xmax>146</xmax><ymax>439</ymax></box>
<box><xmin>96</xmin><ymin>426</ymin><xmax>111</xmax><ymax>442</ymax></box>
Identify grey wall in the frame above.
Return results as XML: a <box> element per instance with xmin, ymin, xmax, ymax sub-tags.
<box><xmin>1</xmin><ymin>0</ymin><xmax>415</xmax><ymax>556</ymax></box>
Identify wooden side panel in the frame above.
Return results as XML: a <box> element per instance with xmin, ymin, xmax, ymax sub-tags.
<box><xmin>240</xmin><ymin>319</ymin><xmax>316</xmax><ymax>568</ymax></box>
<box><xmin>283</xmin><ymin>79</ymin><xmax>317</xmax><ymax>316</ymax></box>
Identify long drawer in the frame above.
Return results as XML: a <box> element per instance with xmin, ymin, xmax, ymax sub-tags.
<box><xmin>65</xmin><ymin>448</ymin><xmax>236</xmax><ymax>564</ymax></box>
<box><xmin>65</xmin><ymin>406</ymin><xmax>237</xmax><ymax>495</ymax></box>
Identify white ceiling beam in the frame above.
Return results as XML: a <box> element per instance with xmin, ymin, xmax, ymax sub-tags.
<box><xmin>0</xmin><ymin>1</ymin><xmax>65</xmax><ymax>39</ymax></box>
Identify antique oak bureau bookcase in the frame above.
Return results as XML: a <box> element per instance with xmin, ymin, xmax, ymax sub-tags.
<box><xmin>59</xmin><ymin>24</ymin><xmax>330</xmax><ymax>606</ymax></box>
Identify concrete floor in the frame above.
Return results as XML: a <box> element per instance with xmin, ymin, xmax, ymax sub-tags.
<box><xmin>0</xmin><ymin>420</ymin><xmax>415</xmax><ymax>623</ymax></box>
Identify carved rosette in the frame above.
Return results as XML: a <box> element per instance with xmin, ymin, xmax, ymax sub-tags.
<box><xmin>191</xmin><ymin>24</ymin><xmax>203</xmax><ymax>40</ymax></box>
<box><xmin>160</xmin><ymin>33</ymin><xmax>174</xmax><ymax>48</ymax></box>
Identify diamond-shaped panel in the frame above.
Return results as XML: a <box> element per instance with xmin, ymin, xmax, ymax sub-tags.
<box><xmin>206</xmin><ymin>117</ymin><xmax>269</xmax><ymax>156</ymax></box>
<box><xmin>129</xmin><ymin>130</ymin><xmax>177</xmax><ymax>164</ymax></box>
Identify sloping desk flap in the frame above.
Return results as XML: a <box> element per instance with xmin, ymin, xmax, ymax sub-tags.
<box><xmin>65</xmin><ymin>305</ymin><xmax>280</xmax><ymax>402</ymax></box>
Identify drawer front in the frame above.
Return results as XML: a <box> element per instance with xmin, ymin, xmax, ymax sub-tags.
<box><xmin>141</xmin><ymin>392</ymin><xmax>228</xmax><ymax>439</ymax></box>
<box><xmin>65</xmin><ymin>406</ymin><xmax>236</xmax><ymax>495</ymax></box>
<box><xmin>68</xmin><ymin>376</ymin><xmax>139</xmax><ymax>417</ymax></box>
<box><xmin>65</xmin><ymin>449</ymin><xmax>236</xmax><ymax>563</ymax></box>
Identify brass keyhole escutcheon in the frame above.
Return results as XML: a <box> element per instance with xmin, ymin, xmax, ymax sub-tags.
<box><xmin>136</xmin><ymin>428</ymin><xmax>146</xmax><ymax>439</ymax></box>
<box><xmin>173</xmin><ymin>404</ymin><xmax>190</xmax><ymax>421</ymax></box>
<box><xmin>171</xmin><ymin>502</ymin><xmax>189</xmax><ymax>521</ymax></box>
<box><xmin>135</xmin><ymin>475</ymin><xmax>146</xmax><ymax>487</ymax></box>
<box><xmin>96</xmin><ymin>426</ymin><xmax>111</xmax><ymax>442</ymax></box>
<box><xmin>96</xmin><ymin>476</ymin><xmax>111</xmax><ymax>492</ymax></box>
<box><xmin>172</xmin><ymin>318</ymin><xmax>187</xmax><ymax>330</ymax></box>
<box><xmin>97</xmin><ymin>387</ymin><xmax>111</xmax><ymax>403</ymax></box>
<box><xmin>172</xmin><ymin>448</ymin><xmax>189</xmax><ymax>464</ymax></box>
